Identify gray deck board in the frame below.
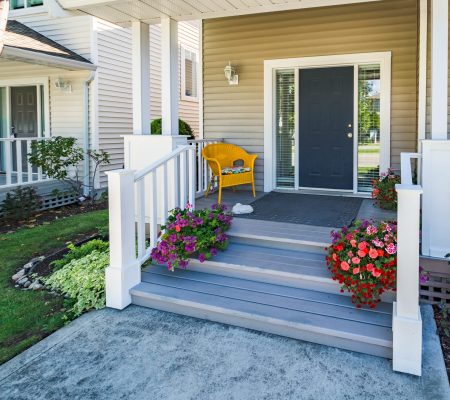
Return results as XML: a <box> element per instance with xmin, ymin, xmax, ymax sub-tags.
<box><xmin>132</xmin><ymin>280</ymin><xmax>393</xmax><ymax>349</ymax></box>
<box><xmin>142</xmin><ymin>267</ymin><xmax>392</xmax><ymax>325</ymax></box>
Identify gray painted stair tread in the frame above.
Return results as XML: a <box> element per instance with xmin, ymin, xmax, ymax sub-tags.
<box><xmin>131</xmin><ymin>280</ymin><xmax>392</xmax><ymax>347</ymax></box>
<box><xmin>199</xmin><ymin>243</ymin><xmax>328</xmax><ymax>275</ymax></box>
<box><xmin>141</xmin><ymin>268</ymin><xmax>392</xmax><ymax>325</ymax></box>
<box><xmin>229</xmin><ymin>218</ymin><xmax>332</xmax><ymax>245</ymax></box>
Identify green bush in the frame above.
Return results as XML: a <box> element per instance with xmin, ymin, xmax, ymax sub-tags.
<box><xmin>151</xmin><ymin>118</ymin><xmax>195</xmax><ymax>139</ymax></box>
<box><xmin>1</xmin><ymin>186</ymin><xmax>42</xmax><ymax>222</ymax></box>
<box><xmin>51</xmin><ymin>239</ymin><xmax>109</xmax><ymax>270</ymax></box>
<box><xmin>45</xmin><ymin>249</ymin><xmax>109</xmax><ymax>316</ymax></box>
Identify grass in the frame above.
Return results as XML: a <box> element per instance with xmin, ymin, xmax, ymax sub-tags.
<box><xmin>0</xmin><ymin>209</ymin><xmax>108</xmax><ymax>365</ymax></box>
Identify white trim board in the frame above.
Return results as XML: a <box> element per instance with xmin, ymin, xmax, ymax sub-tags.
<box><xmin>263</xmin><ymin>52</ymin><xmax>392</xmax><ymax>193</ymax></box>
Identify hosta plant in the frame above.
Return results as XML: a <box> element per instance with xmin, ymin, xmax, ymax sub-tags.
<box><xmin>151</xmin><ymin>203</ymin><xmax>232</xmax><ymax>271</ymax></box>
<box><xmin>371</xmin><ymin>168</ymin><xmax>401</xmax><ymax>210</ymax></box>
<box><xmin>326</xmin><ymin>220</ymin><xmax>397</xmax><ymax>309</ymax></box>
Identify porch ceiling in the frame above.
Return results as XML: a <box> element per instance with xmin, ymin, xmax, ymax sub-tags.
<box><xmin>59</xmin><ymin>0</ymin><xmax>382</xmax><ymax>25</ymax></box>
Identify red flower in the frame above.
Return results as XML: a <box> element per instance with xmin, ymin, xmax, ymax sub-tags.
<box><xmin>175</xmin><ymin>225</ymin><xmax>181</xmax><ymax>232</ymax></box>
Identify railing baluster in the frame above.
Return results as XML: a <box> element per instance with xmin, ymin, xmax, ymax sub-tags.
<box><xmin>149</xmin><ymin>170</ymin><xmax>158</xmax><ymax>249</ymax></box>
<box><xmin>189</xmin><ymin>147</ymin><xmax>196</xmax><ymax>207</ymax></box>
<box><xmin>180</xmin><ymin>151</ymin><xmax>187</xmax><ymax>209</ymax></box>
<box><xmin>26</xmin><ymin>140</ymin><xmax>32</xmax><ymax>182</ymax></box>
<box><xmin>136</xmin><ymin>179</ymin><xmax>146</xmax><ymax>260</ymax></box>
<box><xmin>173</xmin><ymin>155</ymin><xmax>179</xmax><ymax>208</ymax></box>
<box><xmin>5</xmin><ymin>140</ymin><xmax>12</xmax><ymax>186</ymax></box>
<box><xmin>161</xmin><ymin>162</ymin><xmax>168</xmax><ymax>221</ymax></box>
<box><xmin>16</xmin><ymin>140</ymin><xmax>23</xmax><ymax>184</ymax></box>
<box><xmin>197</xmin><ymin>142</ymin><xmax>203</xmax><ymax>194</ymax></box>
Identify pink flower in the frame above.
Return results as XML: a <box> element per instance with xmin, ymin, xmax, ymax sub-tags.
<box><xmin>358</xmin><ymin>242</ymin><xmax>368</xmax><ymax>251</ymax></box>
<box><xmin>369</xmin><ymin>248</ymin><xmax>379</xmax><ymax>259</ymax></box>
<box><xmin>357</xmin><ymin>250</ymin><xmax>366</xmax><ymax>258</ymax></box>
<box><xmin>346</xmin><ymin>234</ymin><xmax>354</xmax><ymax>241</ymax></box>
<box><xmin>341</xmin><ymin>261</ymin><xmax>350</xmax><ymax>271</ymax></box>
<box><xmin>372</xmin><ymin>269</ymin><xmax>382</xmax><ymax>278</ymax></box>
<box><xmin>366</xmin><ymin>263</ymin><xmax>374</xmax><ymax>272</ymax></box>
<box><xmin>366</xmin><ymin>225</ymin><xmax>378</xmax><ymax>235</ymax></box>
<box><xmin>351</xmin><ymin>257</ymin><xmax>361</xmax><ymax>265</ymax></box>
<box><xmin>384</xmin><ymin>234</ymin><xmax>390</xmax><ymax>241</ymax></box>
<box><xmin>350</xmin><ymin>240</ymin><xmax>357</xmax><ymax>248</ymax></box>
<box><xmin>347</xmin><ymin>251</ymin><xmax>354</xmax><ymax>257</ymax></box>
<box><xmin>332</xmin><ymin>253</ymin><xmax>338</xmax><ymax>261</ymax></box>
<box><xmin>385</xmin><ymin>243</ymin><xmax>397</xmax><ymax>255</ymax></box>
<box><xmin>372</xmin><ymin>239</ymin><xmax>384</xmax><ymax>248</ymax></box>
<box><xmin>352</xmin><ymin>267</ymin><xmax>360</xmax><ymax>274</ymax></box>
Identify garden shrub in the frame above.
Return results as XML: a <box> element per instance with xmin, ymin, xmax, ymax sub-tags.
<box><xmin>51</xmin><ymin>239</ymin><xmax>109</xmax><ymax>270</ymax></box>
<box><xmin>45</xmin><ymin>249</ymin><xmax>109</xmax><ymax>316</ymax></box>
<box><xmin>1</xmin><ymin>186</ymin><xmax>42</xmax><ymax>222</ymax></box>
<box><xmin>371</xmin><ymin>169</ymin><xmax>400</xmax><ymax>210</ymax></box>
<box><xmin>151</xmin><ymin>203</ymin><xmax>232</xmax><ymax>270</ymax></box>
<box><xmin>326</xmin><ymin>220</ymin><xmax>397</xmax><ymax>309</ymax></box>
<box><xmin>151</xmin><ymin>118</ymin><xmax>195</xmax><ymax>140</ymax></box>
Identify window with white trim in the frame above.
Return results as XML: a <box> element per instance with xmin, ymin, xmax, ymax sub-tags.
<box><xmin>10</xmin><ymin>0</ymin><xmax>44</xmax><ymax>10</ymax></box>
<box><xmin>181</xmin><ymin>47</ymin><xmax>198</xmax><ymax>101</ymax></box>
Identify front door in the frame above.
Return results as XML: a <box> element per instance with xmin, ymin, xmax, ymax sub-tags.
<box><xmin>298</xmin><ymin>67</ymin><xmax>354</xmax><ymax>190</ymax></box>
<box><xmin>10</xmin><ymin>86</ymin><xmax>38</xmax><ymax>173</ymax></box>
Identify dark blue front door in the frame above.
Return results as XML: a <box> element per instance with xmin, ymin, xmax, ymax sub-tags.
<box><xmin>298</xmin><ymin>67</ymin><xmax>354</xmax><ymax>190</ymax></box>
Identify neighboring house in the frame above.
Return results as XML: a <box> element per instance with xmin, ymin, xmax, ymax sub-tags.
<box><xmin>0</xmin><ymin>0</ymin><xmax>200</xmax><ymax>205</ymax></box>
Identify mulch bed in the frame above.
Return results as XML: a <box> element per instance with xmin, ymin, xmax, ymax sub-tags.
<box><xmin>32</xmin><ymin>232</ymin><xmax>101</xmax><ymax>278</ymax></box>
<box><xmin>0</xmin><ymin>201</ymin><xmax>108</xmax><ymax>235</ymax></box>
<box><xmin>434</xmin><ymin>305</ymin><xmax>450</xmax><ymax>381</ymax></box>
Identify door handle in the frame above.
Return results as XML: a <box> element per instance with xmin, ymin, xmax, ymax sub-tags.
<box><xmin>347</xmin><ymin>133</ymin><xmax>353</xmax><ymax>138</ymax></box>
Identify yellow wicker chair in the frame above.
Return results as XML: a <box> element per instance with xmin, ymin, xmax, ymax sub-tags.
<box><xmin>202</xmin><ymin>143</ymin><xmax>257</xmax><ymax>204</ymax></box>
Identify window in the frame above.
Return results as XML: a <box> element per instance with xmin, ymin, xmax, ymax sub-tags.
<box><xmin>10</xmin><ymin>0</ymin><xmax>43</xmax><ymax>10</ymax></box>
<box><xmin>181</xmin><ymin>47</ymin><xmax>198</xmax><ymax>101</ymax></box>
<box><xmin>275</xmin><ymin>70</ymin><xmax>295</xmax><ymax>188</ymax></box>
<box><xmin>357</xmin><ymin>65</ymin><xmax>381</xmax><ymax>192</ymax></box>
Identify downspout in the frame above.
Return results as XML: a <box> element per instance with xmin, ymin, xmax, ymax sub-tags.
<box><xmin>83</xmin><ymin>71</ymin><xmax>96</xmax><ymax>197</ymax></box>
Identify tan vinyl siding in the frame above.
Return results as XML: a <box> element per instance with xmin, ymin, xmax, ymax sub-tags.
<box><xmin>203</xmin><ymin>0</ymin><xmax>419</xmax><ymax>190</ymax></box>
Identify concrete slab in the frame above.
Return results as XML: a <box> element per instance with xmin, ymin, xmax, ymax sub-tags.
<box><xmin>0</xmin><ymin>305</ymin><xmax>448</xmax><ymax>400</ymax></box>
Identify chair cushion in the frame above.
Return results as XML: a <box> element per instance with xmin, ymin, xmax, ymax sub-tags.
<box><xmin>221</xmin><ymin>166</ymin><xmax>251</xmax><ymax>175</ymax></box>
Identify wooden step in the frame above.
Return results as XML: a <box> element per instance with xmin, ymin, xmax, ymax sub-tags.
<box><xmin>228</xmin><ymin>218</ymin><xmax>331</xmax><ymax>253</ymax></box>
<box><xmin>132</xmin><ymin>266</ymin><xmax>393</xmax><ymax>358</ymax></box>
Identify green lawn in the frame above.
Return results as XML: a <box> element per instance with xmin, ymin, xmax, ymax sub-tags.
<box><xmin>0</xmin><ymin>209</ymin><xmax>108</xmax><ymax>364</ymax></box>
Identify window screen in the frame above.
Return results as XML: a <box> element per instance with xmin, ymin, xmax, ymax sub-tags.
<box><xmin>10</xmin><ymin>0</ymin><xmax>43</xmax><ymax>9</ymax></box>
<box><xmin>358</xmin><ymin>65</ymin><xmax>381</xmax><ymax>192</ymax></box>
<box><xmin>184</xmin><ymin>49</ymin><xmax>198</xmax><ymax>98</ymax></box>
<box><xmin>275</xmin><ymin>70</ymin><xmax>295</xmax><ymax>188</ymax></box>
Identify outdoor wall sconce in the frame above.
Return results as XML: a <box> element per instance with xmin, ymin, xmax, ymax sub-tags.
<box><xmin>54</xmin><ymin>78</ymin><xmax>72</xmax><ymax>93</ymax></box>
<box><xmin>224</xmin><ymin>61</ymin><xmax>238</xmax><ymax>85</ymax></box>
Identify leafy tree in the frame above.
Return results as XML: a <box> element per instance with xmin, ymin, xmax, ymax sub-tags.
<box><xmin>151</xmin><ymin>118</ymin><xmax>195</xmax><ymax>139</ymax></box>
<box><xmin>358</xmin><ymin>80</ymin><xmax>380</xmax><ymax>141</ymax></box>
<box><xmin>29</xmin><ymin>137</ymin><xmax>110</xmax><ymax>202</ymax></box>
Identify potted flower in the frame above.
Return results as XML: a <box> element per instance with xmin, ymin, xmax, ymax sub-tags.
<box><xmin>326</xmin><ymin>220</ymin><xmax>397</xmax><ymax>308</ymax></box>
<box><xmin>151</xmin><ymin>203</ymin><xmax>232</xmax><ymax>271</ymax></box>
<box><xmin>371</xmin><ymin>168</ymin><xmax>401</xmax><ymax>210</ymax></box>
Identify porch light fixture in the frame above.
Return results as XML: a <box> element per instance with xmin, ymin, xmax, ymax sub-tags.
<box><xmin>54</xmin><ymin>78</ymin><xmax>72</xmax><ymax>93</ymax></box>
<box><xmin>224</xmin><ymin>61</ymin><xmax>238</xmax><ymax>85</ymax></box>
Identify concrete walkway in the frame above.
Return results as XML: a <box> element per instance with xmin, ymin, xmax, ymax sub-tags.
<box><xmin>0</xmin><ymin>306</ymin><xmax>448</xmax><ymax>400</ymax></box>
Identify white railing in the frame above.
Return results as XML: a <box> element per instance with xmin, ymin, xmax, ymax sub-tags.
<box><xmin>187</xmin><ymin>138</ymin><xmax>223</xmax><ymax>196</ymax></box>
<box><xmin>105</xmin><ymin>144</ymin><xmax>196</xmax><ymax>310</ymax></box>
<box><xmin>0</xmin><ymin>137</ymin><xmax>51</xmax><ymax>188</ymax></box>
<box><xmin>393</xmin><ymin>152</ymin><xmax>423</xmax><ymax>376</ymax></box>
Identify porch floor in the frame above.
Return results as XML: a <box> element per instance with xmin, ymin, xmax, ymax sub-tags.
<box><xmin>196</xmin><ymin>189</ymin><xmax>396</xmax><ymax>226</ymax></box>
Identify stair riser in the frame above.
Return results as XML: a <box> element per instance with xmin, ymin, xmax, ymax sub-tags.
<box><xmin>228</xmin><ymin>234</ymin><xmax>328</xmax><ymax>255</ymax></box>
<box><xmin>131</xmin><ymin>293</ymin><xmax>393</xmax><ymax>359</ymax></box>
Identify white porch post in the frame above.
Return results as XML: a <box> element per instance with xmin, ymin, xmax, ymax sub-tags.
<box><xmin>105</xmin><ymin>169</ymin><xmax>140</xmax><ymax>309</ymax></box>
<box><xmin>132</xmin><ymin>21</ymin><xmax>150</xmax><ymax>135</ymax></box>
<box><xmin>430</xmin><ymin>0</ymin><xmax>448</xmax><ymax>139</ymax></box>
<box><xmin>393</xmin><ymin>184</ymin><xmax>423</xmax><ymax>376</ymax></box>
<box><xmin>161</xmin><ymin>16</ymin><xmax>179</xmax><ymax>136</ymax></box>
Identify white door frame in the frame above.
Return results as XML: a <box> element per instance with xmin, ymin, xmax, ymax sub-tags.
<box><xmin>263</xmin><ymin>51</ymin><xmax>391</xmax><ymax>193</ymax></box>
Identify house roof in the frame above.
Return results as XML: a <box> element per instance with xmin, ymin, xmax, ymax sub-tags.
<box><xmin>1</xmin><ymin>20</ymin><xmax>96</xmax><ymax>70</ymax></box>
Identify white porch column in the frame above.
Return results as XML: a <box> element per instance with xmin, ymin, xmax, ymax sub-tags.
<box><xmin>430</xmin><ymin>0</ymin><xmax>448</xmax><ymax>139</ymax></box>
<box><xmin>132</xmin><ymin>21</ymin><xmax>150</xmax><ymax>135</ymax></box>
<box><xmin>393</xmin><ymin>184</ymin><xmax>423</xmax><ymax>376</ymax></box>
<box><xmin>161</xmin><ymin>16</ymin><xmax>179</xmax><ymax>135</ymax></box>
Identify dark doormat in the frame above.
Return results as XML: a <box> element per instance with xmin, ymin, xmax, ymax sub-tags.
<box><xmin>235</xmin><ymin>192</ymin><xmax>363</xmax><ymax>228</ymax></box>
